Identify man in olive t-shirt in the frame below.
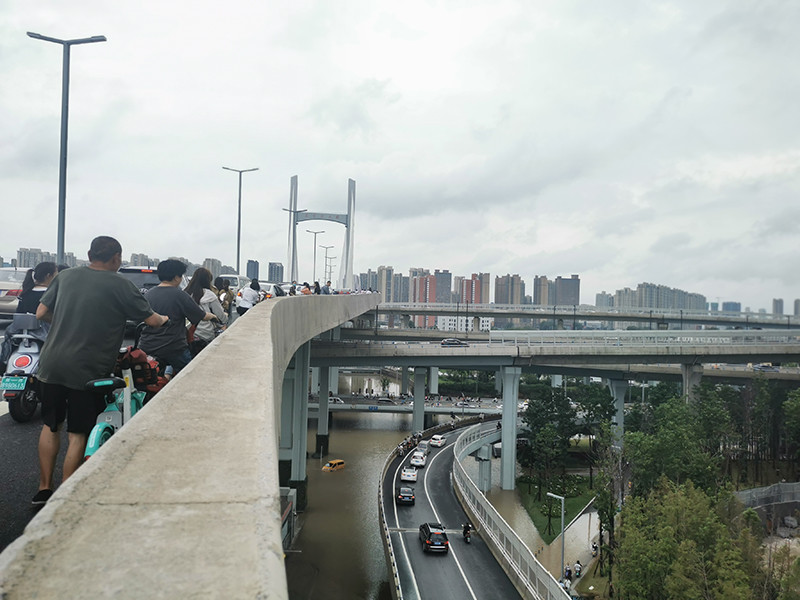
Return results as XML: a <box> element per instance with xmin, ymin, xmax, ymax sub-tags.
<box><xmin>32</xmin><ymin>236</ymin><xmax>168</xmax><ymax>506</ymax></box>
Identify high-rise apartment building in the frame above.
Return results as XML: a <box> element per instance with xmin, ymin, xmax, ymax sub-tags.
<box><xmin>410</xmin><ymin>274</ymin><xmax>436</xmax><ymax>327</ymax></box>
<box><xmin>595</xmin><ymin>291</ymin><xmax>613</xmax><ymax>308</ymax></box>
<box><xmin>268</xmin><ymin>262</ymin><xmax>284</xmax><ymax>282</ymax></box>
<box><xmin>533</xmin><ymin>276</ymin><xmax>550</xmax><ymax>305</ymax></box>
<box><xmin>494</xmin><ymin>274</ymin><xmax>525</xmax><ymax>305</ymax></box>
<box><xmin>460</xmin><ymin>274</ymin><xmax>484</xmax><ymax>304</ymax></box>
<box><xmin>434</xmin><ymin>269</ymin><xmax>452</xmax><ymax>303</ymax></box>
<box><xmin>391</xmin><ymin>273</ymin><xmax>409</xmax><ymax>302</ymax></box>
<box><xmin>773</xmin><ymin>298</ymin><xmax>784</xmax><ymax>315</ymax></box>
<box><xmin>130</xmin><ymin>253</ymin><xmax>154</xmax><ymax>267</ymax></box>
<box><xmin>795</xmin><ymin>299</ymin><xmax>800</xmax><ymax>317</ymax></box>
<box><xmin>359</xmin><ymin>269</ymin><xmax>378</xmax><ymax>292</ymax></box>
<box><xmin>721</xmin><ymin>301</ymin><xmax>741</xmax><ymax>312</ymax></box>
<box><xmin>246</xmin><ymin>260</ymin><xmax>259</xmax><ymax>280</ymax></box>
<box><xmin>377</xmin><ymin>266</ymin><xmax>394</xmax><ymax>300</ymax></box>
<box><xmin>203</xmin><ymin>258</ymin><xmax>222</xmax><ymax>279</ymax></box>
<box><xmin>554</xmin><ymin>274</ymin><xmax>580</xmax><ymax>305</ymax></box>
<box><xmin>494</xmin><ymin>274</ymin><xmax>525</xmax><ymax>327</ymax></box>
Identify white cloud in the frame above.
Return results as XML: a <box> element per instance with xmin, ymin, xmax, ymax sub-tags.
<box><xmin>1</xmin><ymin>0</ymin><xmax>799</xmax><ymax>310</ymax></box>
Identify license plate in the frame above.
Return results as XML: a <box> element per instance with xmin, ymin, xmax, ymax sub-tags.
<box><xmin>0</xmin><ymin>376</ymin><xmax>27</xmax><ymax>391</ymax></box>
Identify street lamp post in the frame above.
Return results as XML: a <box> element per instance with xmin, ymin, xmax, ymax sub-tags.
<box><xmin>547</xmin><ymin>492</ymin><xmax>566</xmax><ymax>584</ymax></box>
<box><xmin>320</xmin><ymin>245</ymin><xmax>333</xmax><ymax>282</ymax></box>
<box><xmin>325</xmin><ymin>257</ymin><xmax>337</xmax><ymax>283</ymax></box>
<box><xmin>222</xmin><ymin>166</ymin><xmax>258</xmax><ymax>274</ymax></box>
<box><xmin>27</xmin><ymin>31</ymin><xmax>107</xmax><ymax>265</ymax></box>
<box><xmin>306</xmin><ymin>230</ymin><xmax>324</xmax><ymax>283</ymax></box>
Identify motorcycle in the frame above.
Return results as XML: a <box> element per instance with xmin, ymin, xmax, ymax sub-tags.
<box><xmin>1</xmin><ymin>313</ymin><xmax>47</xmax><ymax>422</ymax></box>
<box><xmin>463</xmin><ymin>524</ymin><xmax>472</xmax><ymax>544</ymax></box>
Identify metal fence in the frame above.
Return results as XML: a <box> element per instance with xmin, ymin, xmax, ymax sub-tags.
<box><xmin>735</xmin><ymin>482</ymin><xmax>800</xmax><ymax>508</ymax></box>
<box><xmin>452</xmin><ymin>425</ymin><xmax>569</xmax><ymax>600</ymax></box>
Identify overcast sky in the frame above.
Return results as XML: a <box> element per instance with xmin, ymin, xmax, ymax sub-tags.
<box><xmin>2</xmin><ymin>1</ymin><xmax>798</xmax><ymax>310</ymax></box>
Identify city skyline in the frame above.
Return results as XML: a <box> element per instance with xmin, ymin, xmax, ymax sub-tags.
<box><xmin>7</xmin><ymin>244</ymin><xmax>793</xmax><ymax>313</ymax></box>
<box><xmin>2</xmin><ymin>2</ymin><xmax>798</xmax><ymax>313</ymax></box>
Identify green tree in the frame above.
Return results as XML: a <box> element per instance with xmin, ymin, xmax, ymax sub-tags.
<box><xmin>617</xmin><ymin>480</ymin><xmax>752</xmax><ymax>600</ymax></box>
<box><xmin>624</xmin><ymin>397</ymin><xmax>719</xmax><ymax>496</ymax></box>
<box><xmin>783</xmin><ymin>391</ymin><xmax>800</xmax><ymax>476</ymax></box>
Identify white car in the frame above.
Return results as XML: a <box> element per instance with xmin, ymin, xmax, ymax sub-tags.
<box><xmin>410</xmin><ymin>452</ymin><xmax>427</xmax><ymax>468</ymax></box>
<box><xmin>401</xmin><ymin>466</ymin><xmax>418</xmax><ymax>482</ymax></box>
<box><xmin>430</xmin><ymin>434</ymin><xmax>446</xmax><ymax>448</ymax></box>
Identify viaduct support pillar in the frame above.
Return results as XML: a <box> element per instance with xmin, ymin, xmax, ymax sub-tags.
<box><xmin>495</xmin><ymin>369</ymin><xmax>502</xmax><ymax>395</ymax></box>
<box><xmin>401</xmin><ymin>367</ymin><xmax>409</xmax><ymax>395</ymax></box>
<box><xmin>476</xmin><ymin>444</ymin><xmax>492</xmax><ymax>493</ymax></box>
<box><xmin>429</xmin><ymin>368</ymin><xmax>439</xmax><ymax>395</ymax></box>
<box><xmin>606</xmin><ymin>379</ymin><xmax>628</xmax><ymax>443</ymax></box>
<box><xmin>279</xmin><ymin>341</ymin><xmax>311</xmax><ymax>510</ymax></box>
<box><xmin>681</xmin><ymin>364</ymin><xmax>703</xmax><ymax>402</ymax></box>
<box><xmin>315</xmin><ymin>367</ymin><xmax>332</xmax><ymax>457</ymax></box>
<box><xmin>501</xmin><ymin>366</ymin><xmax>521</xmax><ymax>490</ymax></box>
<box><xmin>413</xmin><ymin>367</ymin><xmax>426</xmax><ymax>433</ymax></box>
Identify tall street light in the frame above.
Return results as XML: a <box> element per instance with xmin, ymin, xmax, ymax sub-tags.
<box><xmin>319</xmin><ymin>245</ymin><xmax>333</xmax><ymax>281</ymax></box>
<box><xmin>547</xmin><ymin>492</ymin><xmax>565</xmax><ymax>584</ymax></box>
<box><xmin>27</xmin><ymin>31</ymin><xmax>107</xmax><ymax>265</ymax></box>
<box><xmin>306</xmin><ymin>230</ymin><xmax>324</xmax><ymax>283</ymax></box>
<box><xmin>222</xmin><ymin>166</ymin><xmax>258</xmax><ymax>274</ymax></box>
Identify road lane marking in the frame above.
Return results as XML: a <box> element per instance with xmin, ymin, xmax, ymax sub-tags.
<box><xmin>390</xmin><ymin>452</ymin><xmax>421</xmax><ymax>599</ymax></box>
<box><xmin>424</xmin><ymin>447</ymin><xmax>479</xmax><ymax>600</ymax></box>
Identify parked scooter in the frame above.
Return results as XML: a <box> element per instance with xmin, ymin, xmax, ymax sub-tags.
<box><xmin>1</xmin><ymin>313</ymin><xmax>47</xmax><ymax>422</ymax></box>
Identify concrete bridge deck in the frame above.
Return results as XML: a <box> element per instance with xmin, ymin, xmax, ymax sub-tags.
<box><xmin>0</xmin><ymin>293</ymin><xmax>379</xmax><ymax>599</ymax></box>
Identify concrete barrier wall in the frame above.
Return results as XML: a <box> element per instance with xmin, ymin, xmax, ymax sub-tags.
<box><xmin>0</xmin><ymin>294</ymin><xmax>379</xmax><ymax>599</ymax></box>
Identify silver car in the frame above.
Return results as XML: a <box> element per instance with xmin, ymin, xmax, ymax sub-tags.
<box><xmin>0</xmin><ymin>268</ymin><xmax>28</xmax><ymax>315</ymax></box>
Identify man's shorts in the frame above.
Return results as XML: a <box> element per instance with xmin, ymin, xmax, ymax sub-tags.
<box><xmin>39</xmin><ymin>381</ymin><xmax>106</xmax><ymax>434</ymax></box>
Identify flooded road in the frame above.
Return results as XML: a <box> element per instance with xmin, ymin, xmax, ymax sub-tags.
<box><xmin>287</xmin><ymin>412</ymin><xmax>437</xmax><ymax>600</ymax></box>
<box><xmin>286</xmin><ymin>413</ymin><xmax>597</xmax><ymax>598</ymax></box>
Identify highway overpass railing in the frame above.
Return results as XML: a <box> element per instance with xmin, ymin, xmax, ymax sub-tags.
<box><xmin>0</xmin><ymin>293</ymin><xmax>380</xmax><ymax>599</ymax></box>
<box><xmin>488</xmin><ymin>329</ymin><xmax>800</xmax><ymax>348</ymax></box>
<box><xmin>452</xmin><ymin>425</ymin><xmax>568</xmax><ymax>600</ymax></box>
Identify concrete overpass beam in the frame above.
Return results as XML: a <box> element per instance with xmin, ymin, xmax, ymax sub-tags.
<box><xmin>429</xmin><ymin>367</ymin><xmax>439</xmax><ymax>395</ymax></box>
<box><xmin>606</xmin><ymin>378</ymin><xmax>628</xmax><ymax>442</ymax></box>
<box><xmin>501</xmin><ymin>366</ymin><xmax>521</xmax><ymax>490</ymax></box>
<box><xmin>681</xmin><ymin>363</ymin><xmax>704</xmax><ymax>402</ymax></box>
<box><xmin>413</xmin><ymin>367</ymin><xmax>426</xmax><ymax>432</ymax></box>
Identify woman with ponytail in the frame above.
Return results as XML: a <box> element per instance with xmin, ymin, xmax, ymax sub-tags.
<box><xmin>17</xmin><ymin>262</ymin><xmax>58</xmax><ymax>314</ymax></box>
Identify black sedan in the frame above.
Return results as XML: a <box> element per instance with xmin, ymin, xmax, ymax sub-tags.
<box><xmin>395</xmin><ymin>486</ymin><xmax>415</xmax><ymax>505</ymax></box>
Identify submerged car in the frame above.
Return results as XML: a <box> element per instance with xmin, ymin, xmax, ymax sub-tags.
<box><xmin>400</xmin><ymin>466</ymin><xmax>418</xmax><ymax>482</ymax></box>
<box><xmin>419</xmin><ymin>522</ymin><xmax>449</xmax><ymax>553</ymax></box>
<box><xmin>322</xmin><ymin>459</ymin><xmax>345</xmax><ymax>472</ymax></box>
<box><xmin>395</xmin><ymin>486</ymin><xmax>415</xmax><ymax>505</ymax></box>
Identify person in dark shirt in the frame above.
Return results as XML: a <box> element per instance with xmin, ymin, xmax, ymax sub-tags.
<box><xmin>16</xmin><ymin>262</ymin><xmax>58</xmax><ymax>314</ymax></box>
<box><xmin>34</xmin><ymin>236</ymin><xmax>168</xmax><ymax>505</ymax></box>
<box><xmin>139</xmin><ymin>260</ymin><xmax>216</xmax><ymax>374</ymax></box>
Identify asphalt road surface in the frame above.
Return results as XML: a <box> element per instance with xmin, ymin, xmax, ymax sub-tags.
<box><xmin>381</xmin><ymin>427</ymin><xmax>522</xmax><ymax>600</ymax></box>
<box><xmin>0</xmin><ymin>401</ymin><xmax>61</xmax><ymax>552</ymax></box>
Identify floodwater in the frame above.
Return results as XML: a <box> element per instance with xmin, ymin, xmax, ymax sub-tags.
<box><xmin>287</xmin><ymin>412</ymin><xmax>431</xmax><ymax>600</ymax></box>
<box><xmin>286</xmin><ymin>412</ymin><xmax>598</xmax><ymax>599</ymax></box>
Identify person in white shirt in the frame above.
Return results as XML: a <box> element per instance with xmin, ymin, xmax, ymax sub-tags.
<box><xmin>237</xmin><ymin>278</ymin><xmax>261</xmax><ymax>315</ymax></box>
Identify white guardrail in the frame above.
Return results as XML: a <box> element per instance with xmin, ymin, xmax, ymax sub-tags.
<box><xmin>488</xmin><ymin>329</ymin><xmax>800</xmax><ymax>348</ymax></box>
<box><xmin>452</xmin><ymin>425</ymin><xmax>569</xmax><ymax>600</ymax></box>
